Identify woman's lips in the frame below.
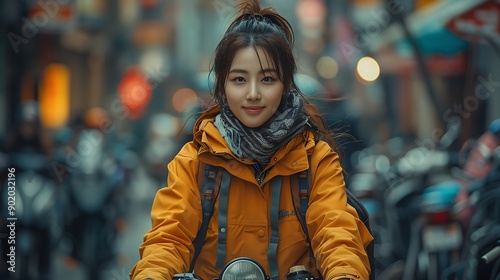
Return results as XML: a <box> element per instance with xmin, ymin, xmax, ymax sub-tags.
<box><xmin>243</xmin><ymin>106</ymin><xmax>264</xmax><ymax>115</ymax></box>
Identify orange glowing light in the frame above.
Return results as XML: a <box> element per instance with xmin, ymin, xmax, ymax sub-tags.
<box><xmin>39</xmin><ymin>63</ymin><xmax>70</xmax><ymax>129</ymax></box>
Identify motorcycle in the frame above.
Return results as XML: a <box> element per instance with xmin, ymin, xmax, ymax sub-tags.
<box><xmin>435</xmin><ymin>118</ymin><xmax>500</xmax><ymax>280</ymax></box>
<box><xmin>63</xmin><ymin>128</ymin><xmax>125</xmax><ymax>280</ymax></box>
<box><xmin>381</xmin><ymin>121</ymin><xmax>464</xmax><ymax>280</ymax></box>
<box><xmin>347</xmin><ymin>141</ymin><xmax>397</xmax><ymax>279</ymax></box>
<box><xmin>173</xmin><ymin>257</ymin><xmax>319</xmax><ymax>280</ymax></box>
<box><xmin>1</xmin><ymin>147</ymin><xmax>62</xmax><ymax>280</ymax></box>
<box><xmin>452</xmin><ymin>148</ymin><xmax>500</xmax><ymax>280</ymax></box>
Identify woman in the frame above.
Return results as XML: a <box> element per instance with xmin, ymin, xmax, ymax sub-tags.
<box><xmin>130</xmin><ymin>0</ymin><xmax>372</xmax><ymax>279</ymax></box>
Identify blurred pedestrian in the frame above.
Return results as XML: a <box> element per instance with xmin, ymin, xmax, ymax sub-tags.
<box><xmin>4</xmin><ymin>100</ymin><xmax>52</xmax><ymax>159</ymax></box>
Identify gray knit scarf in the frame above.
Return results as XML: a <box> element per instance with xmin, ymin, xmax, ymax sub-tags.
<box><xmin>214</xmin><ymin>89</ymin><xmax>310</xmax><ymax>166</ymax></box>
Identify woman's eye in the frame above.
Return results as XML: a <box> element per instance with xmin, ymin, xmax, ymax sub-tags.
<box><xmin>233</xmin><ymin>77</ymin><xmax>245</xmax><ymax>83</ymax></box>
<box><xmin>262</xmin><ymin>76</ymin><xmax>275</xmax><ymax>83</ymax></box>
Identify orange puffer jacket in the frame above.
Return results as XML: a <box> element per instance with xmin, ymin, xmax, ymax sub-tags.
<box><xmin>130</xmin><ymin>107</ymin><xmax>373</xmax><ymax>280</ymax></box>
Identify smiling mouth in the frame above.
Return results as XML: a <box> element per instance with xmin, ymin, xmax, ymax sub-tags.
<box><xmin>243</xmin><ymin>106</ymin><xmax>264</xmax><ymax>114</ymax></box>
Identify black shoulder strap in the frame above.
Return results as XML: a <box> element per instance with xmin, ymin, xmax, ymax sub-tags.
<box><xmin>293</xmin><ymin>169</ymin><xmax>310</xmax><ymax>239</ymax></box>
<box><xmin>292</xmin><ymin>156</ymin><xmax>313</xmax><ymax>241</ymax></box>
<box><xmin>190</xmin><ymin>162</ymin><xmax>222</xmax><ymax>272</ymax></box>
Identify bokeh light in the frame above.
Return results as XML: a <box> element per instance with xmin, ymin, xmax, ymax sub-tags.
<box><xmin>39</xmin><ymin>63</ymin><xmax>70</xmax><ymax>129</ymax></box>
<box><xmin>118</xmin><ymin>66</ymin><xmax>152</xmax><ymax>119</ymax></box>
<box><xmin>172</xmin><ymin>88</ymin><xmax>199</xmax><ymax>113</ymax></box>
<box><xmin>356</xmin><ymin>56</ymin><xmax>380</xmax><ymax>82</ymax></box>
<box><xmin>316</xmin><ymin>56</ymin><xmax>339</xmax><ymax>79</ymax></box>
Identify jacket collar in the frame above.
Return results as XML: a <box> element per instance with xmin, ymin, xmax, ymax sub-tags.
<box><xmin>193</xmin><ymin>106</ymin><xmax>317</xmax><ymax>174</ymax></box>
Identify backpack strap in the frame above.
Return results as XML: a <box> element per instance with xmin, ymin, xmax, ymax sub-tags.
<box><xmin>291</xmin><ymin>155</ymin><xmax>312</xmax><ymax>242</ymax></box>
<box><xmin>193</xmin><ymin>159</ymin><xmax>375</xmax><ymax>279</ymax></box>
<box><xmin>291</xmin><ymin>157</ymin><xmax>315</xmax><ymax>272</ymax></box>
<box><xmin>192</xmin><ymin>163</ymin><xmax>281</xmax><ymax>278</ymax></box>
<box><xmin>215</xmin><ymin>170</ymin><xmax>231</xmax><ymax>268</ymax></box>
<box><xmin>269</xmin><ymin>176</ymin><xmax>283</xmax><ymax>280</ymax></box>
<box><xmin>190</xmin><ymin>162</ymin><xmax>222</xmax><ymax>272</ymax></box>
<box><xmin>292</xmin><ymin>170</ymin><xmax>310</xmax><ymax>240</ymax></box>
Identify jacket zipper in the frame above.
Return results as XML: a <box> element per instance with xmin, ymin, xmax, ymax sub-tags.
<box><xmin>254</xmin><ymin>163</ymin><xmax>267</xmax><ymax>186</ymax></box>
<box><xmin>257</xmin><ymin>172</ymin><xmax>265</xmax><ymax>185</ymax></box>
<box><xmin>328</xmin><ymin>273</ymin><xmax>360</xmax><ymax>280</ymax></box>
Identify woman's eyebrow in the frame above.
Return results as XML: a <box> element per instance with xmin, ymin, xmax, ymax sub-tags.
<box><xmin>228</xmin><ymin>68</ymin><xmax>278</xmax><ymax>74</ymax></box>
<box><xmin>229</xmin><ymin>69</ymin><xmax>248</xmax><ymax>74</ymax></box>
<box><xmin>261</xmin><ymin>68</ymin><xmax>278</xmax><ymax>74</ymax></box>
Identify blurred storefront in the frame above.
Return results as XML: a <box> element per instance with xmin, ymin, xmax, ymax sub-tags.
<box><xmin>2</xmin><ymin>0</ymin><xmax>499</xmax><ymax>157</ymax></box>
<box><xmin>359</xmin><ymin>0</ymin><xmax>500</xmax><ymax>146</ymax></box>
<box><xmin>1</xmin><ymin>0</ymin><xmax>498</xmax><ymax>174</ymax></box>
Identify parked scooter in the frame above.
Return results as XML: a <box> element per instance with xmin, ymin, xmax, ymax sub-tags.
<box><xmin>63</xmin><ymin>127</ymin><xmax>124</xmax><ymax>280</ymax></box>
<box><xmin>454</xmin><ymin>119</ymin><xmax>500</xmax><ymax>228</ymax></box>
<box><xmin>381</xmin><ymin>121</ymin><xmax>463</xmax><ymax>280</ymax></box>
<box><xmin>445</xmin><ymin>120</ymin><xmax>500</xmax><ymax>280</ymax></box>
<box><xmin>458</xmin><ymin>156</ymin><xmax>500</xmax><ymax>280</ymax></box>
<box><xmin>0</xmin><ymin>100</ymin><xmax>64</xmax><ymax>279</ymax></box>
<box><xmin>348</xmin><ymin>142</ymin><xmax>397</xmax><ymax>279</ymax></box>
<box><xmin>1</xmin><ymin>147</ymin><xmax>61</xmax><ymax>280</ymax></box>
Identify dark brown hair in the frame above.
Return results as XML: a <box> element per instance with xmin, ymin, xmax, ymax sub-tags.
<box><xmin>209</xmin><ymin>0</ymin><xmax>338</xmax><ymax>149</ymax></box>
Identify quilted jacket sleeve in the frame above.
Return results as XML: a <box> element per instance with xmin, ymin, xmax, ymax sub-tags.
<box><xmin>307</xmin><ymin>141</ymin><xmax>373</xmax><ymax>280</ymax></box>
<box><xmin>130</xmin><ymin>143</ymin><xmax>202</xmax><ymax>280</ymax></box>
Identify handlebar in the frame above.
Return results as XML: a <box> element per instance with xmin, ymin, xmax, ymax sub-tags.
<box><xmin>173</xmin><ymin>258</ymin><xmax>321</xmax><ymax>280</ymax></box>
<box><xmin>482</xmin><ymin>245</ymin><xmax>500</xmax><ymax>265</ymax></box>
<box><xmin>173</xmin><ymin>273</ymin><xmax>202</xmax><ymax>280</ymax></box>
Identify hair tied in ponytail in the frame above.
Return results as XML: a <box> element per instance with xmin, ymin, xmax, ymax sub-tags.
<box><xmin>253</xmin><ymin>13</ymin><xmax>264</xmax><ymax>20</ymax></box>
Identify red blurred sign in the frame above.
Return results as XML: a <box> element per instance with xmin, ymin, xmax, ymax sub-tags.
<box><xmin>118</xmin><ymin>67</ymin><xmax>152</xmax><ymax>120</ymax></box>
<box><xmin>447</xmin><ymin>1</ymin><xmax>500</xmax><ymax>43</ymax></box>
<box><xmin>28</xmin><ymin>2</ymin><xmax>75</xmax><ymax>32</ymax></box>
<box><xmin>141</xmin><ymin>0</ymin><xmax>160</xmax><ymax>9</ymax></box>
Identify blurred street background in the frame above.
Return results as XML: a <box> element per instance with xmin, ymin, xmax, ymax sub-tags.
<box><xmin>1</xmin><ymin>0</ymin><xmax>500</xmax><ymax>279</ymax></box>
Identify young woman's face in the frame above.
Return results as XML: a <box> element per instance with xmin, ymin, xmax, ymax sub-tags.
<box><xmin>224</xmin><ymin>47</ymin><xmax>284</xmax><ymax>128</ymax></box>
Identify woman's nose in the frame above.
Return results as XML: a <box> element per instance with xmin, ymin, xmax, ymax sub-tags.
<box><xmin>246</xmin><ymin>82</ymin><xmax>261</xmax><ymax>100</ymax></box>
